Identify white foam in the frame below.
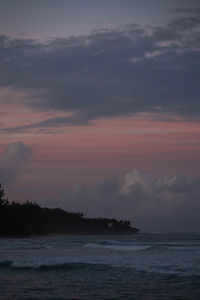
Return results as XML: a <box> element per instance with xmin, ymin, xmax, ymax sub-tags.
<box><xmin>84</xmin><ymin>243</ymin><xmax>152</xmax><ymax>251</ymax></box>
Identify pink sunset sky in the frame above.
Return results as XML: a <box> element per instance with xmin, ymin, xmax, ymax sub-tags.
<box><xmin>0</xmin><ymin>0</ymin><xmax>200</xmax><ymax>231</ymax></box>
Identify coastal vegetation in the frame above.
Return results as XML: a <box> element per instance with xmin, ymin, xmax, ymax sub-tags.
<box><xmin>0</xmin><ymin>183</ymin><xmax>139</xmax><ymax>237</ymax></box>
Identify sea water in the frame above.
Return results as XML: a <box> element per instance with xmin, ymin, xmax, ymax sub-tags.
<box><xmin>0</xmin><ymin>233</ymin><xmax>200</xmax><ymax>299</ymax></box>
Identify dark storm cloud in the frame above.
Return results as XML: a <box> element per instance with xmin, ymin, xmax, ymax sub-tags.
<box><xmin>1</xmin><ymin>8</ymin><xmax>200</xmax><ymax>132</ymax></box>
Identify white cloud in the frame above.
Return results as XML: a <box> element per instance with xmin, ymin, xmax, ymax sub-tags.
<box><xmin>42</xmin><ymin>169</ymin><xmax>200</xmax><ymax>232</ymax></box>
<box><xmin>145</xmin><ymin>50</ymin><xmax>163</xmax><ymax>59</ymax></box>
<box><xmin>0</xmin><ymin>141</ymin><xmax>32</xmax><ymax>184</ymax></box>
<box><xmin>121</xmin><ymin>169</ymin><xmax>156</xmax><ymax>194</ymax></box>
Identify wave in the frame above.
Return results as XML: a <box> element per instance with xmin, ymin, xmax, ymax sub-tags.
<box><xmin>0</xmin><ymin>260</ymin><xmax>108</xmax><ymax>271</ymax></box>
<box><xmin>84</xmin><ymin>242</ymin><xmax>200</xmax><ymax>252</ymax></box>
<box><xmin>1</xmin><ymin>259</ymin><xmax>200</xmax><ymax>277</ymax></box>
<box><xmin>84</xmin><ymin>243</ymin><xmax>152</xmax><ymax>251</ymax></box>
<box><xmin>0</xmin><ymin>244</ymin><xmax>54</xmax><ymax>251</ymax></box>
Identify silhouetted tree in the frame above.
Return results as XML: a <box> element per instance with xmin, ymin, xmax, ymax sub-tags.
<box><xmin>0</xmin><ymin>183</ymin><xmax>139</xmax><ymax>236</ymax></box>
<box><xmin>0</xmin><ymin>183</ymin><xmax>8</xmax><ymax>207</ymax></box>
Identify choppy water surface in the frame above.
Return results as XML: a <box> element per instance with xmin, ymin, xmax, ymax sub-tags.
<box><xmin>1</xmin><ymin>233</ymin><xmax>200</xmax><ymax>299</ymax></box>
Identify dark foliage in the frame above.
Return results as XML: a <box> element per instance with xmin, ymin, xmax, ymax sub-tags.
<box><xmin>0</xmin><ymin>184</ymin><xmax>139</xmax><ymax>237</ymax></box>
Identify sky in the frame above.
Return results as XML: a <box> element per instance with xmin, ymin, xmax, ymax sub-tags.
<box><xmin>0</xmin><ymin>0</ymin><xmax>200</xmax><ymax>232</ymax></box>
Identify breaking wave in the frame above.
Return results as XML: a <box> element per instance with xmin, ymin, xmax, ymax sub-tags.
<box><xmin>0</xmin><ymin>260</ymin><xmax>108</xmax><ymax>271</ymax></box>
<box><xmin>84</xmin><ymin>242</ymin><xmax>200</xmax><ymax>252</ymax></box>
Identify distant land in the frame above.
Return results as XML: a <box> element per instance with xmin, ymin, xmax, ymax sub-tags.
<box><xmin>0</xmin><ymin>184</ymin><xmax>139</xmax><ymax>237</ymax></box>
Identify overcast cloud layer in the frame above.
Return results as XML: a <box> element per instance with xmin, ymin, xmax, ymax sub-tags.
<box><xmin>1</xmin><ymin>8</ymin><xmax>200</xmax><ymax>132</ymax></box>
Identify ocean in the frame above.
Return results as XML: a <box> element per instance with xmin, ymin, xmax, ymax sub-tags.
<box><xmin>0</xmin><ymin>233</ymin><xmax>200</xmax><ymax>299</ymax></box>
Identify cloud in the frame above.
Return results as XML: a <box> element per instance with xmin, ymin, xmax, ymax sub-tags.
<box><xmin>4</xmin><ymin>112</ymin><xmax>96</xmax><ymax>133</ymax></box>
<box><xmin>42</xmin><ymin>169</ymin><xmax>200</xmax><ymax>232</ymax></box>
<box><xmin>119</xmin><ymin>170</ymin><xmax>200</xmax><ymax>232</ymax></box>
<box><xmin>1</xmin><ymin>7</ymin><xmax>200</xmax><ymax>132</ymax></box>
<box><xmin>0</xmin><ymin>141</ymin><xmax>32</xmax><ymax>184</ymax></box>
<box><xmin>174</xmin><ymin>8</ymin><xmax>200</xmax><ymax>15</ymax></box>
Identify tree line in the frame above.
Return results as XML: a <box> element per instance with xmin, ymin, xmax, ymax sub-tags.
<box><xmin>0</xmin><ymin>183</ymin><xmax>139</xmax><ymax>237</ymax></box>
